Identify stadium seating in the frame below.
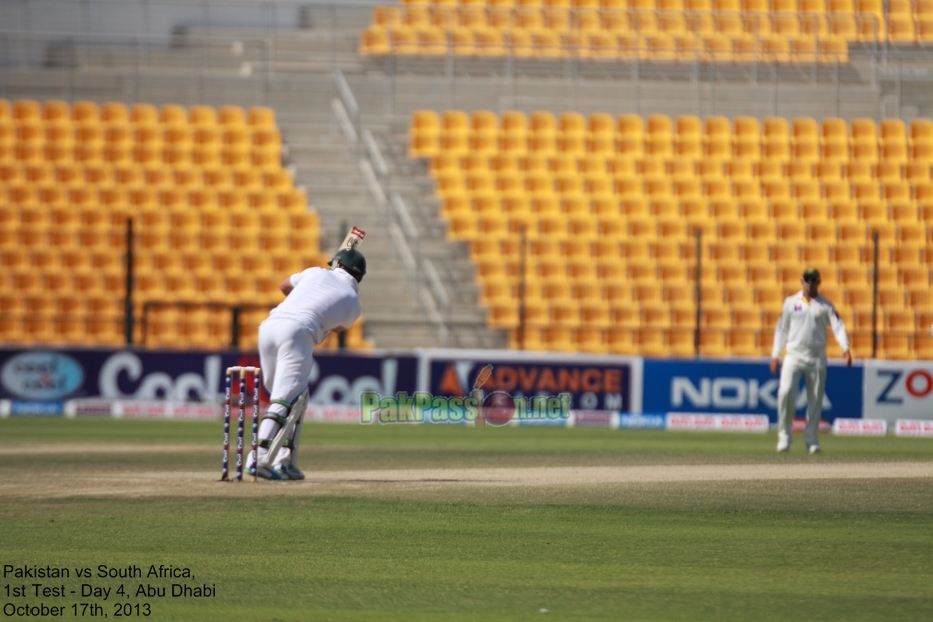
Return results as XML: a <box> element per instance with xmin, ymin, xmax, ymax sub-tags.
<box><xmin>414</xmin><ymin>109</ymin><xmax>933</xmax><ymax>359</ymax></box>
<box><xmin>359</xmin><ymin>0</ymin><xmax>933</xmax><ymax>61</ymax></box>
<box><xmin>357</xmin><ymin>0</ymin><xmax>933</xmax><ymax>61</ymax></box>
<box><xmin>0</xmin><ymin>98</ymin><xmax>370</xmax><ymax>351</ymax></box>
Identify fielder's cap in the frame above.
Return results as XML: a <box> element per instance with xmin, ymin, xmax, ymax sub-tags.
<box><xmin>802</xmin><ymin>268</ymin><xmax>821</xmax><ymax>282</ymax></box>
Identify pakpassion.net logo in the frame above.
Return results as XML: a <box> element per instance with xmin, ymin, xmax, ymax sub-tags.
<box><xmin>360</xmin><ymin>364</ymin><xmax>572</xmax><ymax>426</ymax></box>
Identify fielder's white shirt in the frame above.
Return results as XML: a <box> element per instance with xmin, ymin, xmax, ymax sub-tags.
<box><xmin>771</xmin><ymin>291</ymin><xmax>850</xmax><ymax>364</ymax></box>
<box><xmin>268</xmin><ymin>267</ymin><xmax>361</xmax><ymax>344</ymax></box>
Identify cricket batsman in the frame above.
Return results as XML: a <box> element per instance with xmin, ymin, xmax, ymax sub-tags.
<box><xmin>770</xmin><ymin>268</ymin><xmax>852</xmax><ymax>454</ymax></box>
<box><xmin>247</xmin><ymin>247</ymin><xmax>365</xmax><ymax>481</ymax></box>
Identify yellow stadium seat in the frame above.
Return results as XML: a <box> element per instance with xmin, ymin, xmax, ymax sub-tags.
<box><xmin>411</xmin><ymin>110</ymin><xmax>441</xmax><ymax>144</ymax></box>
<box><xmin>13</xmin><ymin>100</ymin><xmax>41</xmax><ymax>121</ymax></box>
<box><xmin>855</xmin><ymin>0</ymin><xmax>884</xmax><ymax>40</ymax></box>
<box><xmin>361</xmin><ymin>26</ymin><xmax>391</xmax><ymax>54</ymax></box>
<box><xmin>126</xmin><ymin>103</ymin><xmax>156</xmax><ymax>126</ymax></box>
<box><xmin>40</xmin><ymin>100</ymin><xmax>69</xmax><ymax>124</ymax></box>
<box><xmin>390</xmin><ymin>25</ymin><xmax>420</xmax><ymax>54</ymax></box>
<box><xmin>472</xmin><ymin>27</ymin><xmax>506</xmax><ymax>55</ymax></box>
<box><xmin>858</xmin><ymin>200</ymin><xmax>888</xmax><ymax>223</ymax></box>
<box><xmin>417</xmin><ymin>26</ymin><xmax>448</xmax><ymax>55</ymax></box>
<box><xmin>906</xmin><ymin>161</ymin><xmax>931</xmax><ymax>185</ymax></box>
<box><xmin>915</xmin><ymin>183</ymin><xmax>933</xmax><ymax>208</ymax></box>
<box><xmin>96</xmin><ymin>102</ymin><xmax>127</xmax><ymax>125</ymax></box>
<box><xmin>67</xmin><ymin>101</ymin><xmax>99</xmax><ymax>124</ymax></box>
<box><xmin>156</xmin><ymin>104</ymin><xmax>185</xmax><ymax>126</ymax></box>
<box><xmin>851</xmin><ymin>117</ymin><xmax>877</xmax><ymax>142</ymax></box>
<box><xmin>891</xmin><ymin>204</ymin><xmax>920</xmax><ymax>222</ymax></box>
<box><xmin>827</xmin><ymin>9</ymin><xmax>859</xmax><ymax>39</ymax></box>
<box><xmin>897</xmin><ymin>223</ymin><xmax>928</xmax><ymax>245</ymax></box>
<box><xmin>887</xmin><ymin>14</ymin><xmax>915</xmax><ymax>42</ymax></box>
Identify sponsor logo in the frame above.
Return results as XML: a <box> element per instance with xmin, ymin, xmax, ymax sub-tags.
<box><xmin>832</xmin><ymin>418</ymin><xmax>887</xmax><ymax>436</ymax></box>
<box><xmin>304</xmin><ymin>405</ymin><xmax>362</xmax><ymax>424</ymax></box>
<box><xmin>1</xmin><ymin>352</ymin><xmax>84</xmax><ymax>400</ymax></box>
<box><xmin>895</xmin><ymin>420</ymin><xmax>933</xmax><ymax>437</ymax></box>
<box><xmin>873</xmin><ymin>368</ymin><xmax>933</xmax><ymax>404</ymax></box>
<box><xmin>363</xmin><ymin>365</ymin><xmax>571</xmax><ymax>425</ymax></box>
<box><xmin>618</xmin><ymin>413</ymin><xmax>667</xmax><ymax>429</ymax></box>
<box><xmin>864</xmin><ymin>362</ymin><xmax>933</xmax><ymax>420</ymax></box>
<box><xmin>73</xmin><ymin>402</ymin><xmax>113</xmax><ymax>417</ymax></box>
<box><xmin>115</xmin><ymin>401</ymin><xmax>219</xmax><ymax>420</ymax></box>
<box><xmin>69</xmin><ymin>401</ymin><xmax>115</xmax><ymax>417</ymax></box>
<box><xmin>99</xmin><ymin>352</ymin><xmax>222</xmax><ymax>401</ymax></box>
<box><xmin>10</xmin><ymin>400</ymin><xmax>64</xmax><ymax>416</ymax></box>
<box><xmin>434</xmin><ymin>361</ymin><xmax>627</xmax><ymax>411</ymax></box>
<box><xmin>573</xmin><ymin>411</ymin><xmax>616</xmax><ymax>428</ymax></box>
<box><xmin>792</xmin><ymin>418</ymin><xmax>831</xmax><ymax>433</ymax></box>
<box><xmin>309</xmin><ymin>358</ymin><xmax>399</xmax><ymax>406</ymax></box>
<box><xmin>359</xmin><ymin>391</ymin><xmax>572</xmax><ymax>425</ymax></box>
<box><xmin>667</xmin><ymin>413</ymin><xmax>770</xmax><ymax>432</ymax></box>
<box><xmin>671</xmin><ymin>377</ymin><xmax>831</xmax><ymax>411</ymax></box>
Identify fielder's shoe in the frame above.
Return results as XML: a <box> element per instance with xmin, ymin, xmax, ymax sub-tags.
<box><xmin>807</xmin><ymin>444</ymin><xmax>822</xmax><ymax>455</ymax></box>
<box><xmin>256</xmin><ymin>464</ymin><xmax>290</xmax><ymax>481</ymax></box>
<box><xmin>776</xmin><ymin>433</ymin><xmax>791</xmax><ymax>453</ymax></box>
<box><xmin>282</xmin><ymin>463</ymin><xmax>305</xmax><ymax>480</ymax></box>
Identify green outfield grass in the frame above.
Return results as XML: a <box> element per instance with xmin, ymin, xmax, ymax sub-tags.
<box><xmin>2</xmin><ymin>419</ymin><xmax>933</xmax><ymax>621</ymax></box>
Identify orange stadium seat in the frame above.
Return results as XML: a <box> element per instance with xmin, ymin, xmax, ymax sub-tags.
<box><xmin>356</xmin><ymin>0</ymin><xmax>876</xmax><ymax>61</ymax></box>
<box><xmin>413</xmin><ymin>109</ymin><xmax>932</xmax><ymax>358</ymax></box>
<box><xmin>0</xmin><ymin>99</ymin><xmax>330</xmax><ymax>350</ymax></box>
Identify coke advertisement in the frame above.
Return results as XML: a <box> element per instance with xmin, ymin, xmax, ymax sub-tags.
<box><xmin>0</xmin><ymin>348</ymin><xmax>417</xmax><ymax>407</ymax></box>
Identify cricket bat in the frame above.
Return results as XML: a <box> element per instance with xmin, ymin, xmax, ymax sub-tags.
<box><xmin>471</xmin><ymin>364</ymin><xmax>493</xmax><ymax>428</ymax></box>
<box><xmin>337</xmin><ymin>226</ymin><xmax>366</xmax><ymax>255</ymax></box>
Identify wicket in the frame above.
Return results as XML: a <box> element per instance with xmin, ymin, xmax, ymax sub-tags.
<box><xmin>220</xmin><ymin>366</ymin><xmax>261</xmax><ymax>482</ymax></box>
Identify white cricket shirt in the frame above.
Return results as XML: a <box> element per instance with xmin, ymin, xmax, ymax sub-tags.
<box><xmin>771</xmin><ymin>291</ymin><xmax>850</xmax><ymax>363</ymax></box>
<box><xmin>268</xmin><ymin>266</ymin><xmax>362</xmax><ymax>344</ymax></box>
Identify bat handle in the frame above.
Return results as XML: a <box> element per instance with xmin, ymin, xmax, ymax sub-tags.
<box><xmin>472</xmin><ymin>389</ymin><xmax>485</xmax><ymax>428</ymax></box>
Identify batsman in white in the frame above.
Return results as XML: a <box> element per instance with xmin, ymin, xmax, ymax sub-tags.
<box><xmin>770</xmin><ymin>268</ymin><xmax>852</xmax><ymax>455</ymax></box>
<box><xmin>246</xmin><ymin>248</ymin><xmax>365</xmax><ymax>481</ymax></box>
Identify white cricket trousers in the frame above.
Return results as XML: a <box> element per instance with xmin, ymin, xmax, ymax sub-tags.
<box><xmin>255</xmin><ymin>317</ymin><xmax>316</xmax><ymax>466</ymax></box>
<box><xmin>776</xmin><ymin>355</ymin><xmax>827</xmax><ymax>447</ymax></box>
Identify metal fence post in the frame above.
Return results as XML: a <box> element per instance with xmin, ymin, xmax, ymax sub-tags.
<box><xmin>124</xmin><ymin>218</ymin><xmax>135</xmax><ymax>346</ymax></box>
<box><xmin>871</xmin><ymin>230</ymin><xmax>879</xmax><ymax>359</ymax></box>
<box><xmin>518</xmin><ymin>225</ymin><xmax>527</xmax><ymax>350</ymax></box>
<box><xmin>693</xmin><ymin>228</ymin><xmax>702</xmax><ymax>357</ymax></box>
<box><xmin>231</xmin><ymin>305</ymin><xmax>242</xmax><ymax>349</ymax></box>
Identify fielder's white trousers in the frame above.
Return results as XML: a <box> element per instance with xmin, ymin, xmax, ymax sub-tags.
<box><xmin>776</xmin><ymin>355</ymin><xmax>827</xmax><ymax>447</ymax></box>
<box><xmin>254</xmin><ymin>317</ymin><xmax>316</xmax><ymax>467</ymax></box>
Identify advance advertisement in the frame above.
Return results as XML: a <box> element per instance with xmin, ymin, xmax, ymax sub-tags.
<box><xmin>863</xmin><ymin>360</ymin><xmax>933</xmax><ymax>423</ymax></box>
<box><xmin>418</xmin><ymin>349</ymin><xmax>643</xmax><ymax>414</ymax></box>
<box><xmin>642</xmin><ymin>359</ymin><xmax>864</xmax><ymax>422</ymax></box>
<box><xmin>0</xmin><ymin>348</ymin><xmax>417</xmax><ymax>418</ymax></box>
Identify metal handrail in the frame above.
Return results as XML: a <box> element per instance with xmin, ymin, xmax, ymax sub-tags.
<box><xmin>331</xmin><ymin>68</ymin><xmax>451</xmax><ymax>344</ymax></box>
<box><xmin>363</xmin><ymin>129</ymin><xmax>388</xmax><ymax>178</ymax></box>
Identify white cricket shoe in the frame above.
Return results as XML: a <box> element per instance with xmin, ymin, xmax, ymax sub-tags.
<box><xmin>776</xmin><ymin>433</ymin><xmax>791</xmax><ymax>453</ymax></box>
<box><xmin>807</xmin><ymin>444</ymin><xmax>821</xmax><ymax>455</ymax></box>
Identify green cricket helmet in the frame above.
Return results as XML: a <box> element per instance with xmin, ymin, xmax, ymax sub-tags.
<box><xmin>329</xmin><ymin>248</ymin><xmax>366</xmax><ymax>281</ymax></box>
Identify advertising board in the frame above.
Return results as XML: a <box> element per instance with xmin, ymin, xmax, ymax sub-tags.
<box><xmin>418</xmin><ymin>348</ymin><xmax>642</xmax><ymax>413</ymax></box>
<box><xmin>643</xmin><ymin>359</ymin><xmax>863</xmax><ymax>422</ymax></box>
<box><xmin>863</xmin><ymin>360</ymin><xmax>933</xmax><ymax>423</ymax></box>
<box><xmin>0</xmin><ymin>349</ymin><xmax>418</xmax><ymax>413</ymax></box>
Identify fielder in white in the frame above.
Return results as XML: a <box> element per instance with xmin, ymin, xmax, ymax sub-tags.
<box><xmin>247</xmin><ymin>248</ymin><xmax>365</xmax><ymax>480</ymax></box>
<box><xmin>770</xmin><ymin>268</ymin><xmax>852</xmax><ymax>454</ymax></box>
